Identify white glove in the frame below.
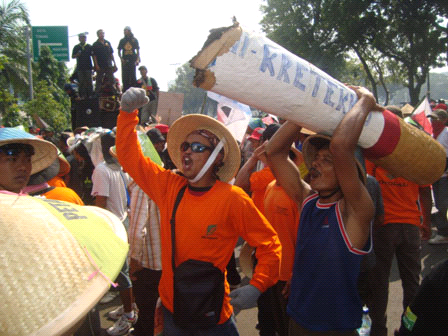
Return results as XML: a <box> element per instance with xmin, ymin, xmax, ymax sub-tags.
<box><xmin>228</xmin><ymin>284</ymin><xmax>261</xmax><ymax>315</ymax></box>
<box><xmin>120</xmin><ymin>87</ymin><xmax>149</xmax><ymax>113</ymax></box>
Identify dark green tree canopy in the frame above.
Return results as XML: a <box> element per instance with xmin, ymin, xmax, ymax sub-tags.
<box><xmin>260</xmin><ymin>0</ymin><xmax>348</xmax><ymax>79</ymax></box>
<box><xmin>260</xmin><ymin>0</ymin><xmax>448</xmax><ymax>105</ymax></box>
<box><xmin>0</xmin><ymin>0</ymin><xmax>30</xmax><ymax>99</ymax></box>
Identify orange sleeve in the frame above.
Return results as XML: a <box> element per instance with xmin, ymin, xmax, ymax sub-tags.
<box><xmin>231</xmin><ymin>186</ymin><xmax>281</xmax><ymax>292</ymax></box>
<box><xmin>250</xmin><ymin>167</ymin><xmax>275</xmax><ymax>212</ymax></box>
<box><xmin>264</xmin><ymin>181</ymin><xmax>299</xmax><ymax>281</ymax></box>
<box><xmin>116</xmin><ymin>110</ymin><xmax>182</xmax><ymax>205</ymax></box>
<box><xmin>249</xmin><ymin>167</ymin><xmax>275</xmax><ymax>192</ymax></box>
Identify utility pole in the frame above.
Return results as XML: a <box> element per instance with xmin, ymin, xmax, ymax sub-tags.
<box><xmin>25</xmin><ymin>26</ymin><xmax>33</xmax><ymax>100</ymax></box>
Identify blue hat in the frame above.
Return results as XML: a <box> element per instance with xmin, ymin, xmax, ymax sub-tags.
<box><xmin>248</xmin><ymin>118</ymin><xmax>265</xmax><ymax>130</ymax></box>
<box><xmin>0</xmin><ymin>127</ymin><xmax>58</xmax><ymax>174</ymax></box>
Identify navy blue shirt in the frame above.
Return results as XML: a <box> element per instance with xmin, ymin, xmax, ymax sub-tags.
<box><xmin>287</xmin><ymin>194</ymin><xmax>370</xmax><ymax>332</ymax></box>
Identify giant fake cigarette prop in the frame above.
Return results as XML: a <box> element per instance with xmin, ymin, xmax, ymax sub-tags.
<box><xmin>190</xmin><ymin>23</ymin><xmax>446</xmax><ymax>185</ymax></box>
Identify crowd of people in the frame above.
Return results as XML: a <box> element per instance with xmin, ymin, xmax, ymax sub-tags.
<box><xmin>1</xmin><ymin>84</ymin><xmax>447</xmax><ymax>336</ymax></box>
<box><xmin>69</xmin><ymin>27</ymin><xmax>160</xmax><ymax>126</ymax></box>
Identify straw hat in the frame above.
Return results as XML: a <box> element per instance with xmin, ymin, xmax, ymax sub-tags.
<box><xmin>0</xmin><ymin>193</ymin><xmax>128</xmax><ymax>335</ymax></box>
<box><xmin>167</xmin><ymin>114</ymin><xmax>241</xmax><ymax>182</ymax></box>
<box><xmin>0</xmin><ymin>127</ymin><xmax>58</xmax><ymax>175</ymax></box>
<box><xmin>302</xmin><ymin>134</ymin><xmax>366</xmax><ymax>184</ymax></box>
<box><xmin>401</xmin><ymin>104</ymin><xmax>414</xmax><ymax>117</ymax></box>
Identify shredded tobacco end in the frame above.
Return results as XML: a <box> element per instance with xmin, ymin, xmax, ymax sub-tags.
<box><xmin>189</xmin><ymin>23</ymin><xmax>242</xmax><ymax>88</ymax></box>
<box><xmin>193</xmin><ymin>69</ymin><xmax>216</xmax><ymax>90</ymax></box>
<box><xmin>189</xmin><ymin>23</ymin><xmax>242</xmax><ymax>70</ymax></box>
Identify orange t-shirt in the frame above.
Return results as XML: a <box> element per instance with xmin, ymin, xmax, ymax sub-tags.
<box><xmin>366</xmin><ymin>160</ymin><xmax>423</xmax><ymax>227</ymax></box>
<box><xmin>116</xmin><ymin>110</ymin><xmax>281</xmax><ymax>324</ymax></box>
<box><xmin>44</xmin><ymin>186</ymin><xmax>84</xmax><ymax>205</ymax></box>
<box><xmin>264</xmin><ymin>180</ymin><xmax>300</xmax><ymax>281</ymax></box>
<box><xmin>250</xmin><ymin>167</ymin><xmax>275</xmax><ymax>213</ymax></box>
<box><xmin>48</xmin><ymin>176</ymin><xmax>67</xmax><ymax>188</ymax></box>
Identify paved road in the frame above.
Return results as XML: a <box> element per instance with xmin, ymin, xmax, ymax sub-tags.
<box><xmin>98</xmin><ymin>239</ymin><xmax>447</xmax><ymax>336</ymax></box>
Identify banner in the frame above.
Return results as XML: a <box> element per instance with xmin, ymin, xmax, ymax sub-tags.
<box><xmin>411</xmin><ymin>97</ymin><xmax>433</xmax><ymax>135</ymax></box>
<box><xmin>207</xmin><ymin>91</ymin><xmax>252</xmax><ymax>142</ymax></box>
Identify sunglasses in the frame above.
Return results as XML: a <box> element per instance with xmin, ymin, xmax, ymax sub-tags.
<box><xmin>180</xmin><ymin>141</ymin><xmax>213</xmax><ymax>153</ymax></box>
<box><xmin>0</xmin><ymin>144</ymin><xmax>35</xmax><ymax>157</ymax></box>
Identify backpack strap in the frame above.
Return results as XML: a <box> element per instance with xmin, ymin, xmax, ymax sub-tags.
<box><xmin>170</xmin><ymin>185</ymin><xmax>187</xmax><ymax>270</ymax></box>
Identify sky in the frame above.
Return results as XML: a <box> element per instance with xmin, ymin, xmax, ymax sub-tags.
<box><xmin>22</xmin><ymin>0</ymin><xmax>266</xmax><ymax>91</ymax></box>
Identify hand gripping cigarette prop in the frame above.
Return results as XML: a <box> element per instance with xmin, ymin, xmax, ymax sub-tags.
<box><xmin>190</xmin><ymin>23</ymin><xmax>446</xmax><ymax>185</ymax></box>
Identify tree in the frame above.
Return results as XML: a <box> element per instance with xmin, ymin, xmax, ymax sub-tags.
<box><xmin>260</xmin><ymin>0</ymin><xmax>349</xmax><ymax>79</ymax></box>
<box><xmin>23</xmin><ymin>80</ymin><xmax>69</xmax><ymax>133</ymax></box>
<box><xmin>367</xmin><ymin>0</ymin><xmax>448</xmax><ymax>105</ymax></box>
<box><xmin>260</xmin><ymin>0</ymin><xmax>448</xmax><ymax>106</ymax></box>
<box><xmin>168</xmin><ymin>63</ymin><xmax>208</xmax><ymax>115</ymax></box>
<box><xmin>36</xmin><ymin>45</ymin><xmax>69</xmax><ymax>103</ymax></box>
<box><xmin>0</xmin><ymin>0</ymin><xmax>30</xmax><ymax>99</ymax></box>
<box><xmin>33</xmin><ymin>45</ymin><xmax>71</xmax><ymax>126</ymax></box>
<box><xmin>0</xmin><ymin>87</ymin><xmax>28</xmax><ymax>127</ymax></box>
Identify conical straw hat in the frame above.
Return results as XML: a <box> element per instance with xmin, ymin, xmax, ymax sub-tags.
<box><xmin>0</xmin><ymin>193</ymin><xmax>128</xmax><ymax>335</ymax></box>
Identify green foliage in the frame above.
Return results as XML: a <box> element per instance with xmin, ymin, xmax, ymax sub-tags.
<box><xmin>31</xmin><ymin>45</ymin><xmax>71</xmax><ymax>129</ymax></box>
<box><xmin>23</xmin><ymin>80</ymin><xmax>69</xmax><ymax>133</ymax></box>
<box><xmin>260</xmin><ymin>0</ymin><xmax>448</xmax><ymax>105</ymax></box>
<box><xmin>260</xmin><ymin>0</ymin><xmax>349</xmax><ymax>79</ymax></box>
<box><xmin>0</xmin><ymin>0</ymin><xmax>30</xmax><ymax>100</ymax></box>
<box><xmin>0</xmin><ymin>87</ymin><xmax>28</xmax><ymax>127</ymax></box>
<box><xmin>168</xmin><ymin>63</ymin><xmax>208</xmax><ymax>115</ymax></box>
<box><xmin>366</xmin><ymin>0</ymin><xmax>448</xmax><ymax>104</ymax></box>
<box><xmin>0</xmin><ymin>0</ymin><xmax>29</xmax><ymax>52</ymax></box>
<box><xmin>35</xmin><ymin>45</ymin><xmax>69</xmax><ymax>103</ymax></box>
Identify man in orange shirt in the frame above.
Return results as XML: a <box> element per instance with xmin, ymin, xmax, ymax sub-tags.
<box><xmin>366</xmin><ymin>160</ymin><xmax>431</xmax><ymax>336</ymax></box>
<box><xmin>262</xmin><ymin>148</ymin><xmax>302</xmax><ymax>336</ymax></box>
<box><xmin>116</xmin><ymin>88</ymin><xmax>281</xmax><ymax>335</ymax></box>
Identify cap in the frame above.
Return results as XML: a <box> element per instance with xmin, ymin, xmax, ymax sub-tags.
<box><xmin>248</xmin><ymin>118</ymin><xmax>265</xmax><ymax>130</ymax></box>
<box><xmin>428</xmin><ymin>109</ymin><xmax>448</xmax><ymax>120</ymax></box>
<box><xmin>154</xmin><ymin>124</ymin><xmax>169</xmax><ymax>134</ymax></box>
<box><xmin>147</xmin><ymin>128</ymin><xmax>165</xmax><ymax>144</ymax></box>
<box><xmin>434</xmin><ymin>103</ymin><xmax>447</xmax><ymax>111</ymax></box>
<box><xmin>248</xmin><ymin>127</ymin><xmax>264</xmax><ymax>141</ymax></box>
<box><xmin>124</xmin><ymin>26</ymin><xmax>131</xmax><ymax>31</ymax></box>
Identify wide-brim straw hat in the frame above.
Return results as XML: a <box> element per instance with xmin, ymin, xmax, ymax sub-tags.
<box><xmin>302</xmin><ymin>134</ymin><xmax>366</xmax><ymax>184</ymax></box>
<box><xmin>0</xmin><ymin>127</ymin><xmax>58</xmax><ymax>175</ymax></box>
<box><xmin>0</xmin><ymin>193</ymin><xmax>128</xmax><ymax>335</ymax></box>
<box><xmin>167</xmin><ymin>114</ymin><xmax>241</xmax><ymax>182</ymax></box>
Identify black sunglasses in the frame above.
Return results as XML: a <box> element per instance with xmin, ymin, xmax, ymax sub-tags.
<box><xmin>180</xmin><ymin>141</ymin><xmax>213</xmax><ymax>153</ymax></box>
<box><xmin>0</xmin><ymin>143</ymin><xmax>35</xmax><ymax>157</ymax></box>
